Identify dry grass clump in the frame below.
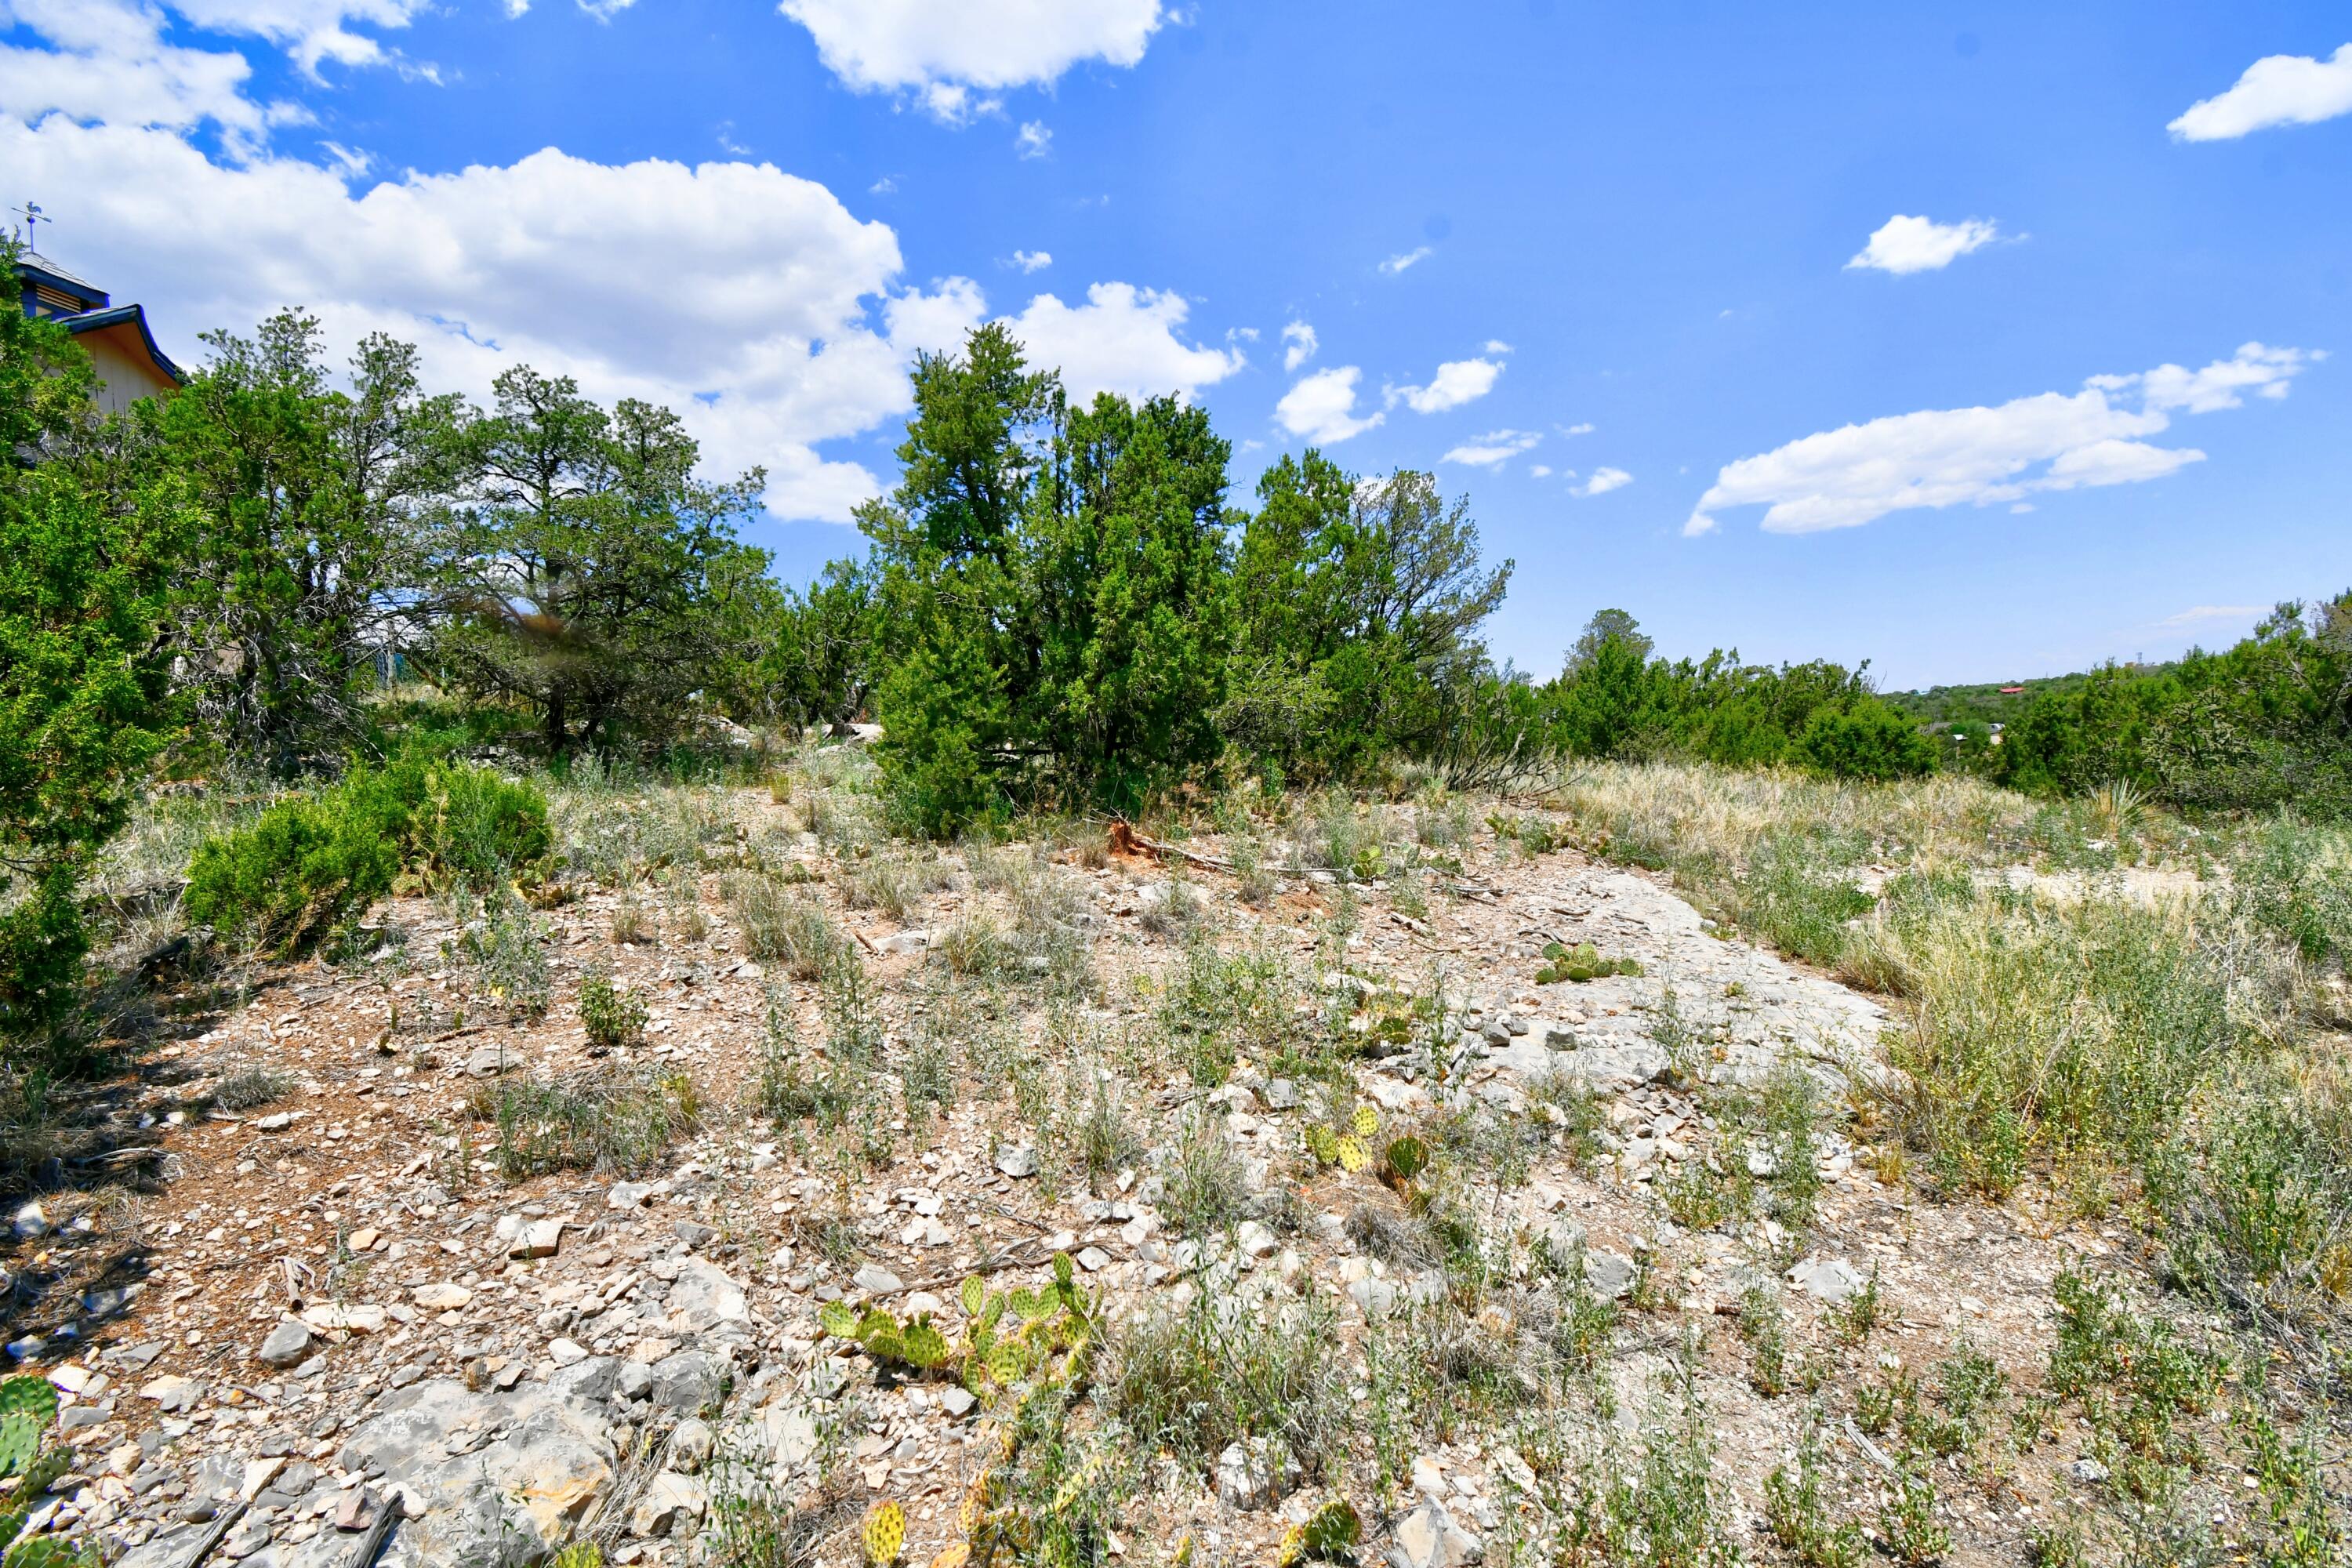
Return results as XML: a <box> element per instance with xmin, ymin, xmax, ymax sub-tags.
<box><xmin>724</xmin><ymin>870</ymin><xmax>847</xmax><ymax>978</ymax></box>
<box><xmin>212</xmin><ymin>1064</ymin><xmax>294</xmax><ymax>1112</ymax></box>
<box><xmin>1552</xmin><ymin>760</ymin><xmax>2183</xmax><ymax>881</ymax></box>
<box><xmin>1136</xmin><ymin>874</ymin><xmax>1205</xmax><ymax>938</ymax></box>
<box><xmin>1106</xmin><ymin>1291</ymin><xmax>1350</xmax><ymax>1483</ymax></box>
<box><xmin>838</xmin><ymin>851</ymin><xmax>956</xmax><ymax>921</ymax></box>
<box><xmin>471</xmin><ymin>1066</ymin><xmax>701</xmax><ymax>1178</ymax></box>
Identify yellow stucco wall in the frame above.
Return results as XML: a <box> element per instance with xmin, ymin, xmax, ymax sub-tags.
<box><xmin>78</xmin><ymin>323</ymin><xmax>179</xmax><ymax>413</ymax></box>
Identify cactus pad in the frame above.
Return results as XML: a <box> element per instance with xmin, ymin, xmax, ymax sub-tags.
<box><xmin>862</xmin><ymin>1500</ymin><xmax>906</xmax><ymax>1568</ymax></box>
<box><xmin>0</xmin><ymin>1417</ymin><xmax>38</xmax><ymax>1482</ymax></box>
<box><xmin>0</xmin><ymin>1383</ymin><xmax>54</xmax><ymax>1430</ymax></box>
<box><xmin>1383</xmin><ymin>1136</ymin><xmax>1428</xmax><ymax>1181</ymax></box>
<box><xmin>899</xmin><ymin>1322</ymin><xmax>950</xmax><ymax>1370</ymax></box>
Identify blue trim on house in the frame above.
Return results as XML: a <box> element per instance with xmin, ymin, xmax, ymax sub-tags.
<box><xmin>13</xmin><ymin>258</ymin><xmax>108</xmax><ymax>314</ymax></box>
<box><xmin>59</xmin><ymin>303</ymin><xmax>186</xmax><ymax>386</ymax></box>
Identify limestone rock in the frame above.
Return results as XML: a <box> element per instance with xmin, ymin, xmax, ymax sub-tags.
<box><xmin>650</xmin><ymin>1349</ymin><xmax>730</xmax><ymax>1416</ymax></box>
<box><xmin>667</xmin><ymin>1257</ymin><xmax>750</xmax><ymax>1331</ymax></box>
<box><xmin>464</xmin><ymin>1042</ymin><xmax>525</xmax><ymax>1078</ymax></box>
<box><xmin>851</xmin><ymin>1265</ymin><xmax>903</xmax><ymax>1296</ymax></box>
<box><xmin>510</xmin><ymin>1219</ymin><xmax>564</xmax><ymax>1259</ymax></box>
<box><xmin>630</xmin><ymin>1471</ymin><xmax>706</xmax><ymax>1537</ymax></box>
<box><xmin>669</xmin><ymin>1416</ymin><xmax>714</xmax><ymax>1473</ymax></box>
<box><xmin>1788</xmin><ymin>1255</ymin><xmax>1864</xmax><ymax>1304</ymax></box>
<box><xmin>1390</xmin><ymin>1497</ymin><xmax>1483</xmax><ymax>1568</ymax></box>
<box><xmin>1214</xmin><ymin>1438</ymin><xmax>1295</xmax><ymax>1509</ymax></box>
<box><xmin>256</xmin><ymin>1320</ymin><xmax>314</xmax><ymax>1368</ymax></box>
<box><xmin>1584</xmin><ymin>1250</ymin><xmax>1638</xmax><ymax>1302</ymax></box>
<box><xmin>333</xmin><ymin>1378</ymin><xmax>616</xmax><ymax>1564</ymax></box>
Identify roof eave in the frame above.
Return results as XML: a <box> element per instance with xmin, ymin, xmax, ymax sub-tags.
<box><xmin>60</xmin><ymin>303</ymin><xmax>186</xmax><ymax>387</ymax></box>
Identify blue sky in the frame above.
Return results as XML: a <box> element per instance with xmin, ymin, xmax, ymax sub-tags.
<box><xmin>4</xmin><ymin>2</ymin><xmax>2348</xmax><ymax>688</ymax></box>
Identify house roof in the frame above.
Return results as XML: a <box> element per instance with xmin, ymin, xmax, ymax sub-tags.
<box><xmin>60</xmin><ymin>303</ymin><xmax>185</xmax><ymax>386</ymax></box>
<box><xmin>16</xmin><ymin>250</ymin><xmax>109</xmax><ymax>310</ymax></box>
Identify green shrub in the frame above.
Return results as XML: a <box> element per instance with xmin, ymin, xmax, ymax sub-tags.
<box><xmin>2155</xmin><ymin>1061</ymin><xmax>2352</xmax><ymax>1312</ymax></box>
<box><xmin>1795</xmin><ymin>698</ymin><xmax>1936</xmax><ymax>783</ymax></box>
<box><xmin>0</xmin><ymin>869</ymin><xmax>95</xmax><ymax>1041</ymax></box>
<box><xmin>399</xmin><ymin>757</ymin><xmax>551</xmax><ymax>887</ymax></box>
<box><xmin>1882</xmin><ymin>890</ymin><xmax>2232</xmax><ymax>1198</ymax></box>
<box><xmin>1730</xmin><ymin>837</ymin><xmax>1875</xmax><ymax>968</ymax></box>
<box><xmin>184</xmin><ymin>754</ymin><xmax>548</xmax><ymax>953</ymax></box>
<box><xmin>2233</xmin><ymin>813</ymin><xmax>2352</xmax><ymax>968</ymax></box>
<box><xmin>579</xmin><ymin>966</ymin><xmax>648</xmax><ymax>1051</ymax></box>
<box><xmin>1108</xmin><ymin>1291</ymin><xmax>1348</xmax><ymax>1481</ymax></box>
<box><xmin>183</xmin><ymin>789</ymin><xmax>404</xmax><ymax>952</ymax></box>
<box><xmin>723</xmin><ymin>871</ymin><xmax>843</xmax><ymax>978</ymax></box>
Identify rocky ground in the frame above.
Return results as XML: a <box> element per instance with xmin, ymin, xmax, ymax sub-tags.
<box><xmin>0</xmin><ymin>783</ymin><xmax>2238</xmax><ymax>1566</ymax></box>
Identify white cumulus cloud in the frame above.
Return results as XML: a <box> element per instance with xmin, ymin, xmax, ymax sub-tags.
<box><xmin>1573</xmin><ymin>466</ymin><xmax>1632</xmax><ymax>497</ymax></box>
<box><xmin>1846</xmin><ymin>214</ymin><xmax>2007</xmax><ymax>274</ymax></box>
<box><xmin>998</xmin><ymin>282</ymin><xmax>1242</xmax><ymax>405</ymax></box>
<box><xmin>1684</xmin><ymin>342</ymin><xmax>2318</xmax><ymax>537</ymax></box>
<box><xmin>2169</xmin><ymin>43</ymin><xmax>2352</xmax><ymax>140</ymax></box>
<box><xmin>1377</xmin><ymin>245</ymin><xmax>1432</xmax><ymax>275</ymax></box>
<box><xmin>777</xmin><ymin>0</ymin><xmax>1163</xmax><ymax>122</ymax></box>
<box><xmin>1441</xmin><ymin>429</ymin><xmax>1539</xmax><ymax>468</ymax></box>
<box><xmin>1280</xmin><ymin>320</ymin><xmax>1316</xmax><ymax>372</ymax></box>
<box><xmin>0</xmin><ymin>0</ymin><xmax>289</xmax><ymax>142</ymax></box>
<box><xmin>1276</xmin><ymin>366</ymin><xmax>1383</xmax><ymax>445</ymax></box>
<box><xmin>1008</xmin><ymin>249</ymin><xmax>1051</xmax><ymax>273</ymax></box>
<box><xmin>1388</xmin><ymin>356</ymin><xmax>1501</xmax><ymax>415</ymax></box>
<box><xmin>1014</xmin><ymin>119</ymin><xmax>1051</xmax><ymax>158</ymax></box>
<box><xmin>165</xmin><ymin>0</ymin><xmax>429</xmax><ymax>76</ymax></box>
<box><xmin>0</xmin><ymin>114</ymin><xmax>1004</xmax><ymax>520</ymax></box>
<box><xmin>0</xmin><ymin>0</ymin><xmax>439</xmax><ymax>152</ymax></box>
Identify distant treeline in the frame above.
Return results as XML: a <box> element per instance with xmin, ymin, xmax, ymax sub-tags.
<box><xmin>1909</xmin><ymin>608</ymin><xmax>2352</xmax><ymax>813</ymax></box>
<box><xmin>9</xmin><ymin>231</ymin><xmax>2349</xmax><ymax>1031</ymax></box>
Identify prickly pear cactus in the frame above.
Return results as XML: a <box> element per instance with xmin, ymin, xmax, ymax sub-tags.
<box><xmin>986</xmin><ymin>1339</ymin><xmax>1028</xmax><ymax>1386</ymax></box>
<box><xmin>1304</xmin><ymin>1499</ymin><xmax>1362</xmax><ymax>1560</ymax></box>
<box><xmin>929</xmin><ymin>1544</ymin><xmax>971</xmax><ymax>1568</ymax></box>
<box><xmin>0</xmin><ymin>1381</ymin><xmax>55</xmax><ymax>1436</ymax></box>
<box><xmin>0</xmin><ymin>1377</ymin><xmax>55</xmax><ymax>1488</ymax></box>
<box><xmin>900</xmin><ymin>1321</ymin><xmax>949</xmax><ymax>1370</ymax></box>
<box><xmin>1382</xmin><ymin>1135</ymin><xmax>1428</xmax><ymax>1181</ymax></box>
<box><xmin>863</xmin><ymin>1499</ymin><xmax>907</xmax><ymax>1568</ymax></box>
<box><xmin>1308</xmin><ymin>1104</ymin><xmax>1377</xmax><ymax>1171</ymax></box>
<box><xmin>550</xmin><ymin>1544</ymin><xmax>604</xmax><ymax>1568</ymax></box>
<box><xmin>818</xmin><ymin>1299</ymin><xmax>858</xmax><ymax>1339</ymax></box>
<box><xmin>0</xmin><ymin>1418</ymin><xmax>37</xmax><ymax>1484</ymax></box>
<box><xmin>0</xmin><ymin>1376</ymin><xmax>90</xmax><ymax>1566</ymax></box>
